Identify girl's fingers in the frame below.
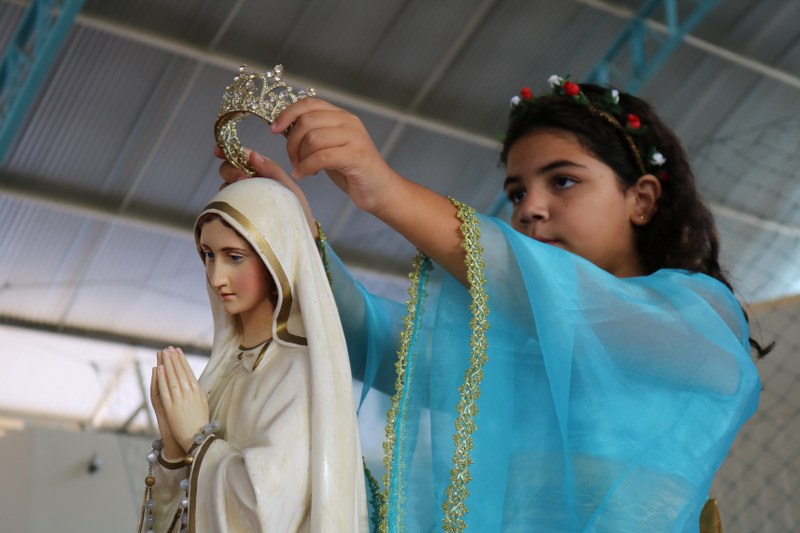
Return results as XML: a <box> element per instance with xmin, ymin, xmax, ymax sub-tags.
<box><xmin>247</xmin><ymin>152</ymin><xmax>292</xmax><ymax>182</ymax></box>
<box><xmin>216</xmin><ymin>146</ymin><xmax>252</xmax><ymax>183</ymax></box>
<box><xmin>284</xmin><ymin>111</ymin><xmax>350</xmax><ymax>170</ymax></box>
<box><xmin>218</xmin><ymin>148</ymin><xmax>289</xmax><ymax>185</ymax></box>
<box><xmin>219</xmin><ymin>160</ymin><xmax>250</xmax><ymax>184</ymax></box>
<box><xmin>294</xmin><ymin>143</ymin><xmax>352</xmax><ymax>182</ymax></box>
<box><xmin>271</xmin><ymin>97</ymin><xmax>340</xmax><ymax>134</ymax></box>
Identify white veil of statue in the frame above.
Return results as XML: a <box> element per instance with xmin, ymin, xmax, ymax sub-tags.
<box><xmin>146</xmin><ymin>178</ymin><xmax>367</xmax><ymax>532</ymax></box>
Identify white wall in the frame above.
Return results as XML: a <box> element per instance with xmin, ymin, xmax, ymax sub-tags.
<box><xmin>0</xmin><ymin>426</ymin><xmax>150</xmax><ymax>533</ymax></box>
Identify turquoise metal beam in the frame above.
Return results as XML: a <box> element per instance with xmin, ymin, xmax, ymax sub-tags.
<box><xmin>588</xmin><ymin>0</ymin><xmax>720</xmax><ymax>93</ymax></box>
<box><xmin>0</xmin><ymin>0</ymin><xmax>85</xmax><ymax>163</ymax></box>
<box><xmin>488</xmin><ymin>0</ymin><xmax>720</xmax><ymax>217</ymax></box>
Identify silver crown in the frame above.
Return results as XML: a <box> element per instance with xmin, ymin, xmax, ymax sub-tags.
<box><xmin>215</xmin><ymin>64</ymin><xmax>315</xmax><ymax>176</ymax></box>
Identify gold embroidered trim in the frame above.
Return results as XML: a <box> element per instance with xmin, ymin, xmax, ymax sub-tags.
<box><xmin>379</xmin><ymin>251</ymin><xmax>430</xmax><ymax>533</ymax></box>
<box><xmin>441</xmin><ymin>198</ymin><xmax>489</xmax><ymax>533</ymax></box>
<box><xmin>363</xmin><ymin>458</ymin><xmax>385</xmax><ymax>531</ymax></box>
<box><xmin>315</xmin><ymin>220</ymin><xmax>334</xmax><ymax>290</ymax></box>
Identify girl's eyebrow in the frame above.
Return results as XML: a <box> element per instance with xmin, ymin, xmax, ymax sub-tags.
<box><xmin>503</xmin><ymin>176</ymin><xmax>521</xmax><ymax>189</ymax></box>
<box><xmin>504</xmin><ymin>159</ymin><xmax>588</xmax><ymax>188</ymax></box>
<box><xmin>538</xmin><ymin>159</ymin><xmax>586</xmax><ymax>174</ymax></box>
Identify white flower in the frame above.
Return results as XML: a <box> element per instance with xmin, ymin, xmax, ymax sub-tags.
<box><xmin>510</xmin><ymin>95</ymin><xmax>521</xmax><ymax>106</ymax></box>
<box><xmin>611</xmin><ymin>89</ymin><xmax>619</xmax><ymax>103</ymax></box>
<box><xmin>650</xmin><ymin>150</ymin><xmax>666</xmax><ymax>167</ymax></box>
<box><xmin>548</xmin><ymin>75</ymin><xmax>563</xmax><ymax>88</ymax></box>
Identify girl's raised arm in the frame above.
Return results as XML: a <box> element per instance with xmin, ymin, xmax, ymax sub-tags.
<box><xmin>271</xmin><ymin>98</ymin><xmax>468</xmax><ymax>285</ymax></box>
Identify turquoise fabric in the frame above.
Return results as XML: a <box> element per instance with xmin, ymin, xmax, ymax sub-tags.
<box><xmin>325</xmin><ymin>213</ymin><xmax>760</xmax><ymax>533</ymax></box>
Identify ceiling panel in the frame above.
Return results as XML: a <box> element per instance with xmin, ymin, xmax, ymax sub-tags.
<box><xmin>0</xmin><ymin>0</ymin><xmax>798</xmax><ymax>366</ymax></box>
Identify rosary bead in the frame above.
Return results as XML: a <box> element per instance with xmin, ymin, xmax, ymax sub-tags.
<box><xmin>140</xmin><ymin>420</ymin><xmax>220</xmax><ymax>531</ymax></box>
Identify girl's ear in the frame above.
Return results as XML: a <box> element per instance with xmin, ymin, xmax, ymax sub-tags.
<box><xmin>628</xmin><ymin>174</ymin><xmax>662</xmax><ymax>225</ymax></box>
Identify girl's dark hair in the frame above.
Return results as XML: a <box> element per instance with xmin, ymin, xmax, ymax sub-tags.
<box><xmin>501</xmin><ymin>83</ymin><xmax>772</xmax><ymax>357</ymax></box>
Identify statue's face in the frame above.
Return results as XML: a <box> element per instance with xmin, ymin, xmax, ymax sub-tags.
<box><xmin>199</xmin><ymin>218</ymin><xmax>274</xmax><ymax>318</ymax></box>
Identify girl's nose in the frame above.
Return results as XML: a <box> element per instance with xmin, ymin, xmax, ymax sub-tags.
<box><xmin>518</xmin><ymin>191</ymin><xmax>550</xmax><ymax>223</ymax></box>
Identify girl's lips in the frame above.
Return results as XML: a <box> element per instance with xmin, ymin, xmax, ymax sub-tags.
<box><xmin>533</xmin><ymin>236</ymin><xmax>559</xmax><ymax>244</ymax></box>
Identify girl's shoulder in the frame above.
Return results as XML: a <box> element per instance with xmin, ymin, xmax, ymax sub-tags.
<box><xmin>642</xmin><ymin>269</ymin><xmax>749</xmax><ymax>343</ymax></box>
<box><xmin>645</xmin><ymin>268</ymin><xmax>736</xmax><ymax>302</ymax></box>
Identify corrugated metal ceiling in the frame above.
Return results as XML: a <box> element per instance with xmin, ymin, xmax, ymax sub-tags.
<box><xmin>0</xmin><ymin>0</ymin><xmax>798</xmax><ymax>430</ymax></box>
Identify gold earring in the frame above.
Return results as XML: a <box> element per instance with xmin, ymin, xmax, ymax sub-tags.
<box><xmin>639</xmin><ymin>214</ymin><xmax>645</xmax><ymax>221</ymax></box>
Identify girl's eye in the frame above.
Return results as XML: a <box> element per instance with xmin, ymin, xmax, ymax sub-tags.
<box><xmin>506</xmin><ymin>189</ymin><xmax>526</xmax><ymax>205</ymax></box>
<box><xmin>229</xmin><ymin>253</ymin><xmax>244</xmax><ymax>262</ymax></box>
<box><xmin>203</xmin><ymin>251</ymin><xmax>215</xmax><ymax>262</ymax></box>
<box><xmin>553</xmin><ymin>176</ymin><xmax>577</xmax><ymax>189</ymax></box>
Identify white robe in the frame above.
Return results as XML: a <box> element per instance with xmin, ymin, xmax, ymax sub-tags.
<box><xmin>141</xmin><ymin>178</ymin><xmax>367</xmax><ymax>532</ymax></box>
<box><xmin>149</xmin><ymin>342</ymin><xmax>313</xmax><ymax>532</ymax></box>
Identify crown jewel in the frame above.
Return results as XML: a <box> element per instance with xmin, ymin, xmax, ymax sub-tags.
<box><xmin>215</xmin><ymin>64</ymin><xmax>315</xmax><ymax>176</ymax></box>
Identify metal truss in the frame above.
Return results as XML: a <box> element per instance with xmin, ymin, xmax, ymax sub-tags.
<box><xmin>0</xmin><ymin>0</ymin><xmax>85</xmax><ymax>162</ymax></box>
<box><xmin>586</xmin><ymin>0</ymin><xmax>720</xmax><ymax>93</ymax></box>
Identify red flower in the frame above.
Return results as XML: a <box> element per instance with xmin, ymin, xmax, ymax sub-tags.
<box><xmin>519</xmin><ymin>87</ymin><xmax>533</xmax><ymax>100</ymax></box>
<box><xmin>563</xmin><ymin>81</ymin><xmax>580</xmax><ymax>96</ymax></box>
<box><xmin>627</xmin><ymin>114</ymin><xmax>641</xmax><ymax>129</ymax></box>
<box><xmin>659</xmin><ymin>170</ymin><xmax>670</xmax><ymax>182</ymax></box>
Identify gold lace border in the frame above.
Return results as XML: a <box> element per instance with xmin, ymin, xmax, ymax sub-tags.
<box><xmin>378</xmin><ymin>199</ymin><xmax>489</xmax><ymax>533</ymax></box>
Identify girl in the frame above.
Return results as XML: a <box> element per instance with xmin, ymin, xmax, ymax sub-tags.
<box><xmin>139</xmin><ymin>179</ymin><xmax>367</xmax><ymax>532</ymax></box>
<box><xmin>220</xmin><ymin>78</ymin><xmax>765</xmax><ymax>532</ymax></box>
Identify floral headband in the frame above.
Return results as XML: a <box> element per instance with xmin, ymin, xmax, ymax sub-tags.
<box><xmin>510</xmin><ymin>76</ymin><xmax>668</xmax><ymax>180</ymax></box>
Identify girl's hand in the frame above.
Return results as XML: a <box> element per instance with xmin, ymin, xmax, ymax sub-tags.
<box><xmin>215</xmin><ymin>144</ymin><xmax>250</xmax><ymax>188</ymax></box>
<box><xmin>216</xmin><ymin>147</ymin><xmax>318</xmax><ymax>238</ymax></box>
<box><xmin>271</xmin><ymin>98</ymin><xmax>402</xmax><ymax>216</ymax></box>
<box><xmin>150</xmin><ymin>358</ymin><xmax>183</xmax><ymax>461</ymax></box>
<box><xmin>156</xmin><ymin>347</ymin><xmax>209</xmax><ymax>453</ymax></box>
<box><xmin>218</xmin><ymin>99</ymin><xmax>467</xmax><ymax>284</ymax></box>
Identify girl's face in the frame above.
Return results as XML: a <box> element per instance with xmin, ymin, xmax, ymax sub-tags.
<box><xmin>199</xmin><ymin>219</ymin><xmax>274</xmax><ymax>319</ymax></box>
<box><xmin>504</xmin><ymin>130</ymin><xmax>645</xmax><ymax>277</ymax></box>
